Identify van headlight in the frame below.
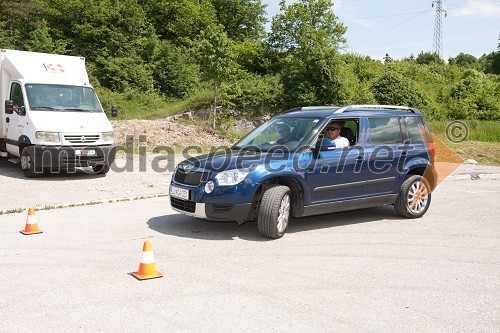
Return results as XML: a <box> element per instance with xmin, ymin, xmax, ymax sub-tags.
<box><xmin>102</xmin><ymin>131</ymin><xmax>114</xmax><ymax>144</ymax></box>
<box><xmin>215</xmin><ymin>169</ymin><xmax>250</xmax><ymax>186</ymax></box>
<box><xmin>35</xmin><ymin>131</ymin><xmax>61</xmax><ymax>144</ymax></box>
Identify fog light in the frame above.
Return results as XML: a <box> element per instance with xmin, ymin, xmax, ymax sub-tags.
<box><xmin>205</xmin><ymin>181</ymin><xmax>215</xmax><ymax>194</ymax></box>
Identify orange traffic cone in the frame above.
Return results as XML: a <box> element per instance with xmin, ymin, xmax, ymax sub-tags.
<box><xmin>131</xmin><ymin>240</ymin><xmax>163</xmax><ymax>280</ymax></box>
<box><xmin>20</xmin><ymin>208</ymin><xmax>43</xmax><ymax>235</ymax></box>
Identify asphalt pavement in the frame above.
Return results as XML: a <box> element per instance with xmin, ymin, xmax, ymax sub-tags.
<box><xmin>0</xmin><ymin>164</ymin><xmax>499</xmax><ymax>332</ymax></box>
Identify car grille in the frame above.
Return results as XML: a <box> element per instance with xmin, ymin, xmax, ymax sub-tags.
<box><xmin>64</xmin><ymin>134</ymin><xmax>100</xmax><ymax>144</ymax></box>
<box><xmin>174</xmin><ymin>169</ymin><xmax>208</xmax><ymax>186</ymax></box>
<box><xmin>171</xmin><ymin>197</ymin><xmax>196</xmax><ymax>213</ymax></box>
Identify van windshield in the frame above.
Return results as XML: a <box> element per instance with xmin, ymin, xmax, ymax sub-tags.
<box><xmin>25</xmin><ymin>84</ymin><xmax>102</xmax><ymax>112</ymax></box>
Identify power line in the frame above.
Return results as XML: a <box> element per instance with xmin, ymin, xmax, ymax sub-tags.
<box><xmin>350</xmin><ymin>10</ymin><xmax>428</xmax><ymax>48</ymax></box>
<box><xmin>340</xmin><ymin>0</ymin><xmax>500</xmax><ymax>21</ymax></box>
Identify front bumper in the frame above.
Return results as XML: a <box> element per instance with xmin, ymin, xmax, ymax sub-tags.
<box><xmin>170</xmin><ymin>196</ymin><xmax>252</xmax><ymax>221</ymax></box>
<box><xmin>28</xmin><ymin>145</ymin><xmax>116</xmax><ymax>168</ymax></box>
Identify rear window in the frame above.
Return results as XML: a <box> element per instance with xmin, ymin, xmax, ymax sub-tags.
<box><xmin>403</xmin><ymin>116</ymin><xmax>425</xmax><ymax>144</ymax></box>
<box><xmin>368</xmin><ymin>117</ymin><xmax>403</xmax><ymax>145</ymax></box>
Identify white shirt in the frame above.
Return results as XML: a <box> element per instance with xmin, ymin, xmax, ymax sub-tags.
<box><xmin>333</xmin><ymin>136</ymin><xmax>350</xmax><ymax>148</ymax></box>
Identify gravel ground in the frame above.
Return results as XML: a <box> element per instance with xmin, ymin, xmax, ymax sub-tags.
<box><xmin>111</xmin><ymin>119</ymin><xmax>234</xmax><ymax>149</ymax></box>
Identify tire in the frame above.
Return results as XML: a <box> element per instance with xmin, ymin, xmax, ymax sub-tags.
<box><xmin>20</xmin><ymin>147</ymin><xmax>41</xmax><ymax>178</ymax></box>
<box><xmin>257</xmin><ymin>185</ymin><xmax>291</xmax><ymax>239</ymax></box>
<box><xmin>92</xmin><ymin>164</ymin><xmax>110</xmax><ymax>174</ymax></box>
<box><xmin>394</xmin><ymin>175</ymin><xmax>432</xmax><ymax>218</ymax></box>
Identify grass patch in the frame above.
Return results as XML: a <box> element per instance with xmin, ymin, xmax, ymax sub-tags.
<box><xmin>429</xmin><ymin>120</ymin><xmax>500</xmax><ymax>143</ymax></box>
<box><xmin>429</xmin><ymin>120</ymin><xmax>500</xmax><ymax>166</ymax></box>
<box><xmin>97</xmin><ymin>85</ymin><xmax>213</xmax><ymax>120</ymax></box>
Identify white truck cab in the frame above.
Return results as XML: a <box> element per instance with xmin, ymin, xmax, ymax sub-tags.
<box><xmin>0</xmin><ymin>49</ymin><xmax>117</xmax><ymax>177</ymax></box>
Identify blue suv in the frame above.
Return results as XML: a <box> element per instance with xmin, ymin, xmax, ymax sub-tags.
<box><xmin>169</xmin><ymin>105</ymin><xmax>438</xmax><ymax>239</ymax></box>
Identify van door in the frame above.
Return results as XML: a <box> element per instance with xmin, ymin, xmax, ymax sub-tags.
<box><xmin>5</xmin><ymin>82</ymin><xmax>26</xmax><ymax>154</ymax></box>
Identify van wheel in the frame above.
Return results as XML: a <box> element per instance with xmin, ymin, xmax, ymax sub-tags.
<box><xmin>92</xmin><ymin>164</ymin><xmax>110</xmax><ymax>174</ymax></box>
<box><xmin>258</xmin><ymin>185</ymin><xmax>291</xmax><ymax>239</ymax></box>
<box><xmin>21</xmin><ymin>147</ymin><xmax>41</xmax><ymax>178</ymax></box>
<box><xmin>395</xmin><ymin>175</ymin><xmax>432</xmax><ymax>218</ymax></box>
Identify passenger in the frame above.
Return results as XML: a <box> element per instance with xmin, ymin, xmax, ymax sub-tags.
<box><xmin>276</xmin><ymin>124</ymin><xmax>292</xmax><ymax>144</ymax></box>
<box><xmin>324</xmin><ymin>121</ymin><xmax>349</xmax><ymax>148</ymax></box>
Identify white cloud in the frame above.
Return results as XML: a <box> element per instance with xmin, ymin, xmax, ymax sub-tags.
<box><xmin>448</xmin><ymin>0</ymin><xmax>500</xmax><ymax>17</ymax></box>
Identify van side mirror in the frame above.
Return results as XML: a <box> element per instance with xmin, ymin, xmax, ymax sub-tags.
<box><xmin>111</xmin><ymin>105</ymin><xmax>118</xmax><ymax>117</ymax></box>
<box><xmin>5</xmin><ymin>100</ymin><xmax>14</xmax><ymax>114</ymax></box>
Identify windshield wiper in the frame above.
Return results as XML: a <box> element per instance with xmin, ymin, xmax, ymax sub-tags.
<box><xmin>64</xmin><ymin>108</ymin><xmax>91</xmax><ymax>112</ymax></box>
<box><xmin>32</xmin><ymin>106</ymin><xmax>57</xmax><ymax>110</ymax></box>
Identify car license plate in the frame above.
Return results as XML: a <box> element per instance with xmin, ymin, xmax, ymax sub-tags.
<box><xmin>75</xmin><ymin>149</ymin><xmax>96</xmax><ymax>156</ymax></box>
<box><xmin>170</xmin><ymin>185</ymin><xmax>190</xmax><ymax>200</ymax></box>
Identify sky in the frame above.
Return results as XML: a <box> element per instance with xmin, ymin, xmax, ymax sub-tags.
<box><xmin>262</xmin><ymin>0</ymin><xmax>500</xmax><ymax>60</ymax></box>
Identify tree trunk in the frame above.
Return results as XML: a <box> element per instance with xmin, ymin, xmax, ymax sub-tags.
<box><xmin>213</xmin><ymin>78</ymin><xmax>217</xmax><ymax>129</ymax></box>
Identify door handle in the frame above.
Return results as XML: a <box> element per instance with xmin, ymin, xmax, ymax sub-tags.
<box><xmin>5</xmin><ymin>117</ymin><xmax>9</xmax><ymax>123</ymax></box>
<box><xmin>355</xmin><ymin>156</ymin><xmax>363</xmax><ymax>163</ymax></box>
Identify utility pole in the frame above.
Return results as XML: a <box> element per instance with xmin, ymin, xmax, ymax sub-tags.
<box><xmin>432</xmin><ymin>0</ymin><xmax>446</xmax><ymax>58</ymax></box>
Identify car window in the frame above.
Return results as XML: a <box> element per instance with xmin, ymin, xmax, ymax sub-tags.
<box><xmin>403</xmin><ymin>116</ymin><xmax>425</xmax><ymax>144</ymax></box>
<box><xmin>368</xmin><ymin>117</ymin><xmax>403</xmax><ymax>145</ymax></box>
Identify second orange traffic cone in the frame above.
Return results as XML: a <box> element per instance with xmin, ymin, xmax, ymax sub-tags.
<box><xmin>131</xmin><ymin>240</ymin><xmax>163</xmax><ymax>280</ymax></box>
<box><xmin>19</xmin><ymin>208</ymin><xmax>43</xmax><ymax>235</ymax></box>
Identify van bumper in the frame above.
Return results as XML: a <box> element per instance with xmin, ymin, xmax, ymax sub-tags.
<box><xmin>28</xmin><ymin>145</ymin><xmax>116</xmax><ymax>169</ymax></box>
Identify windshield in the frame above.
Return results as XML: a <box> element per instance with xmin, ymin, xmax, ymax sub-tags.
<box><xmin>25</xmin><ymin>84</ymin><xmax>102</xmax><ymax>112</ymax></box>
<box><xmin>233</xmin><ymin>117</ymin><xmax>322</xmax><ymax>152</ymax></box>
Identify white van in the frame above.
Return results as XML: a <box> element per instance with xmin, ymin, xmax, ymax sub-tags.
<box><xmin>0</xmin><ymin>49</ymin><xmax>117</xmax><ymax>177</ymax></box>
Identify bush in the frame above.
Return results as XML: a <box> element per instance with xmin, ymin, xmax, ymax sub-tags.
<box><xmin>220</xmin><ymin>71</ymin><xmax>283</xmax><ymax>116</ymax></box>
<box><xmin>152</xmin><ymin>41</ymin><xmax>200</xmax><ymax>99</ymax></box>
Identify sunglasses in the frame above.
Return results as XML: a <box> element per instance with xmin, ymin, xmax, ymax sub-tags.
<box><xmin>326</xmin><ymin>127</ymin><xmax>340</xmax><ymax>131</ymax></box>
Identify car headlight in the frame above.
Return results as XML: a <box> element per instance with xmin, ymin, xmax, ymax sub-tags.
<box><xmin>35</xmin><ymin>131</ymin><xmax>61</xmax><ymax>144</ymax></box>
<box><xmin>215</xmin><ymin>169</ymin><xmax>250</xmax><ymax>186</ymax></box>
<box><xmin>102</xmin><ymin>131</ymin><xmax>114</xmax><ymax>144</ymax></box>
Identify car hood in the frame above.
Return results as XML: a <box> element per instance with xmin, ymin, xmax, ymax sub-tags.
<box><xmin>179</xmin><ymin>149</ymin><xmax>292</xmax><ymax>173</ymax></box>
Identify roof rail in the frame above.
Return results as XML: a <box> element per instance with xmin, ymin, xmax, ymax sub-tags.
<box><xmin>334</xmin><ymin>105</ymin><xmax>421</xmax><ymax>114</ymax></box>
<box><xmin>285</xmin><ymin>106</ymin><xmax>340</xmax><ymax>113</ymax></box>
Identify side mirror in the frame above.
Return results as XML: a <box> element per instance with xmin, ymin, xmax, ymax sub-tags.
<box><xmin>5</xmin><ymin>100</ymin><xmax>14</xmax><ymax>114</ymax></box>
<box><xmin>315</xmin><ymin>138</ymin><xmax>337</xmax><ymax>151</ymax></box>
<box><xmin>111</xmin><ymin>105</ymin><xmax>118</xmax><ymax>117</ymax></box>
<box><xmin>18</xmin><ymin>106</ymin><xmax>26</xmax><ymax>116</ymax></box>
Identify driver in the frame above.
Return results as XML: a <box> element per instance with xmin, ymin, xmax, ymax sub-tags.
<box><xmin>324</xmin><ymin>121</ymin><xmax>349</xmax><ymax>148</ymax></box>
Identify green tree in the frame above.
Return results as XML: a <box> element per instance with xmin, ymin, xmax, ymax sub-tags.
<box><xmin>416</xmin><ymin>51</ymin><xmax>445</xmax><ymax>65</ymax></box>
<box><xmin>221</xmin><ymin>71</ymin><xmax>283</xmax><ymax>116</ymax></box>
<box><xmin>448</xmin><ymin>52</ymin><xmax>478</xmax><ymax>68</ymax></box>
<box><xmin>268</xmin><ymin>0</ymin><xmax>346</xmax><ymax>53</ymax></box>
<box><xmin>480</xmin><ymin>51</ymin><xmax>500</xmax><ymax>75</ymax></box>
<box><xmin>152</xmin><ymin>40</ymin><xmax>200</xmax><ymax>99</ymax></box>
<box><xmin>24</xmin><ymin>19</ymin><xmax>67</xmax><ymax>54</ymax></box>
<box><xmin>448</xmin><ymin>69</ymin><xmax>500</xmax><ymax>120</ymax></box>
<box><xmin>267</xmin><ymin>0</ymin><xmax>348</xmax><ymax>107</ymax></box>
<box><xmin>40</xmin><ymin>0</ymin><xmax>158</xmax><ymax>91</ymax></box>
<box><xmin>197</xmin><ymin>24</ymin><xmax>233</xmax><ymax>128</ymax></box>
<box><xmin>141</xmin><ymin>0</ymin><xmax>216</xmax><ymax>46</ymax></box>
<box><xmin>371</xmin><ymin>70</ymin><xmax>426</xmax><ymax>108</ymax></box>
<box><xmin>210</xmin><ymin>0</ymin><xmax>267</xmax><ymax>41</ymax></box>
<box><xmin>383</xmin><ymin>53</ymin><xmax>393</xmax><ymax>64</ymax></box>
<box><xmin>0</xmin><ymin>0</ymin><xmax>43</xmax><ymax>48</ymax></box>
